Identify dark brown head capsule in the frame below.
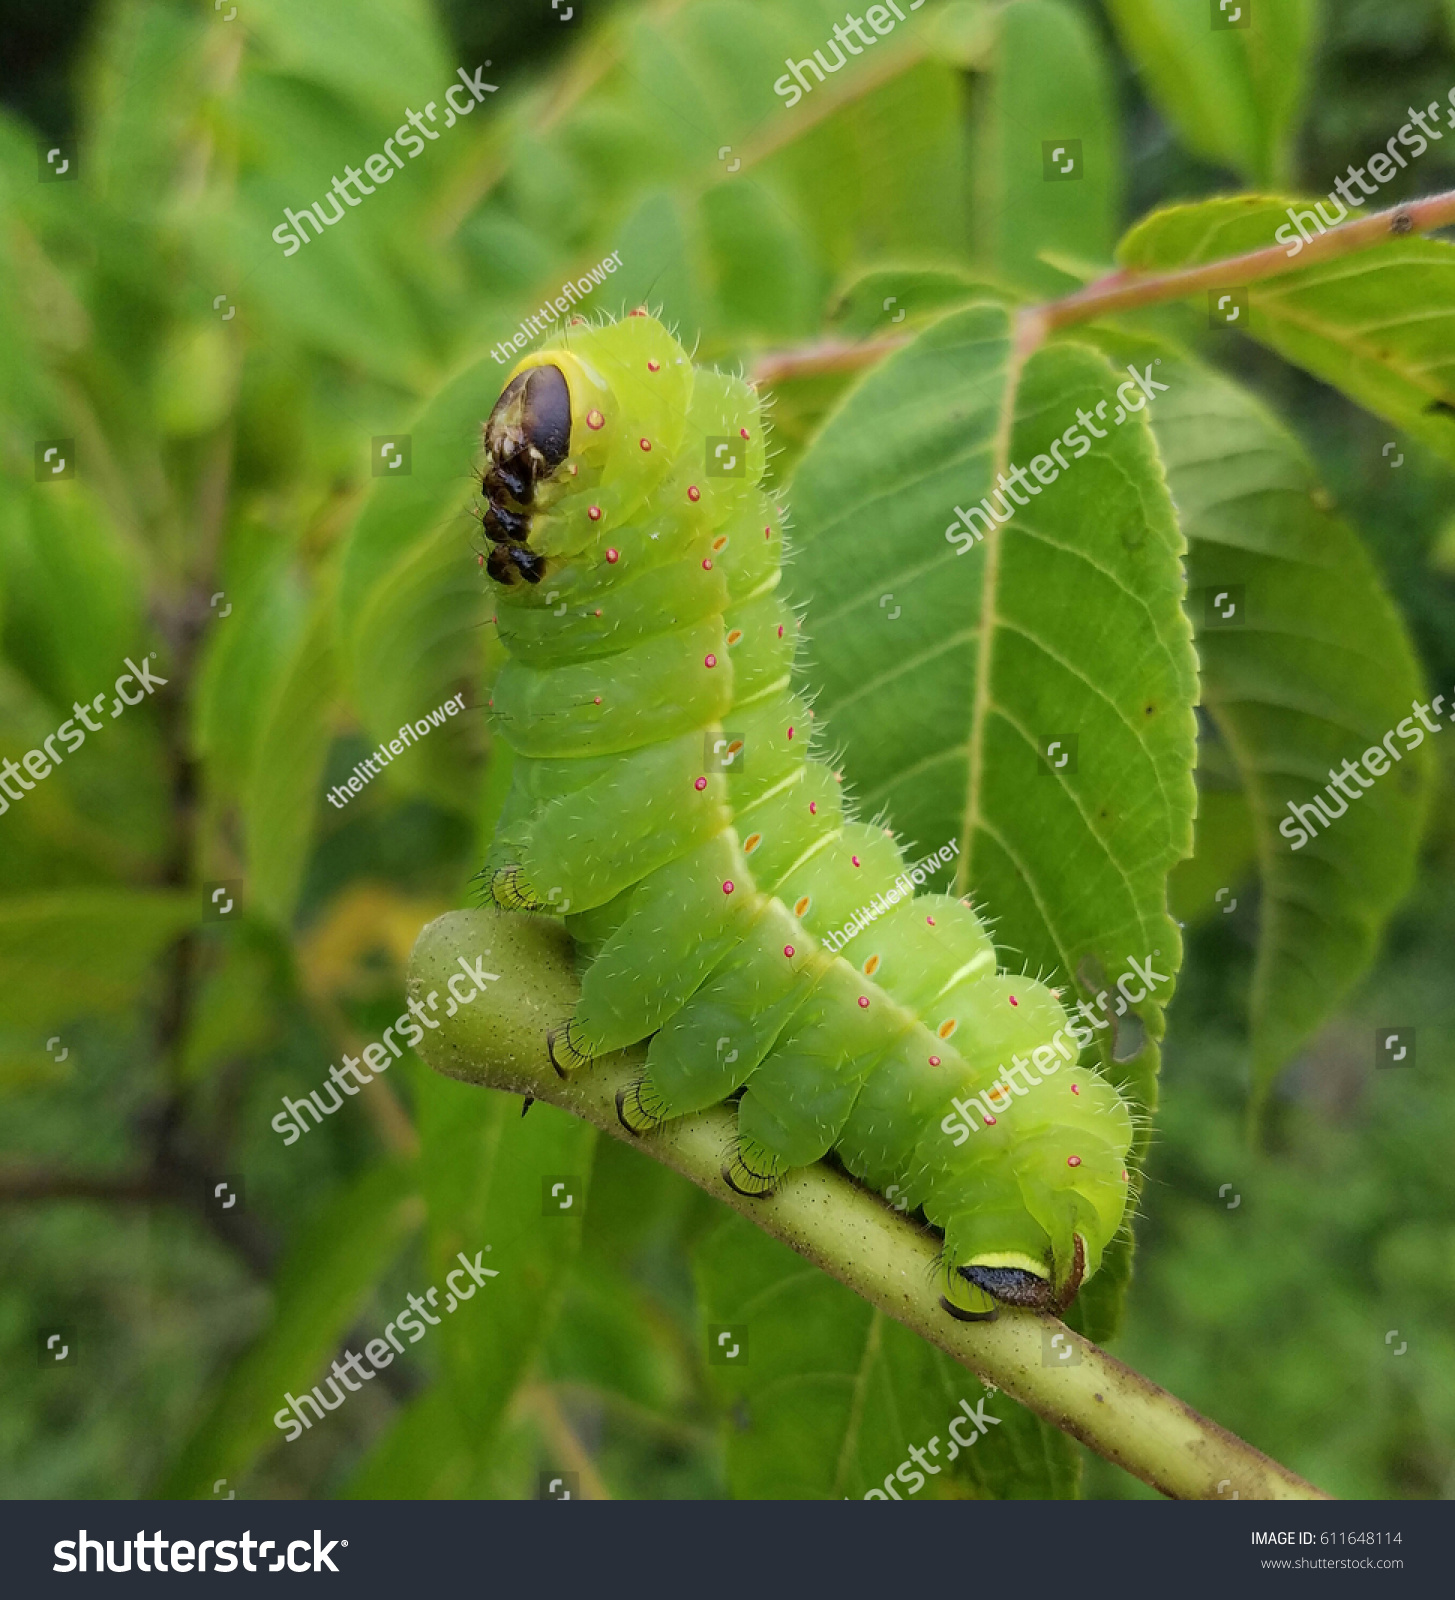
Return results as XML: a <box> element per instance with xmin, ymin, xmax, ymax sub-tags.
<box><xmin>482</xmin><ymin>365</ymin><xmax>571</xmax><ymax>511</ymax></box>
<box><xmin>480</xmin><ymin>364</ymin><xmax>571</xmax><ymax>585</ymax></box>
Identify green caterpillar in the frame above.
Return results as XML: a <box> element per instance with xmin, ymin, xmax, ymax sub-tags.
<box><xmin>477</xmin><ymin>311</ymin><xmax>1132</xmax><ymax>1319</ymax></box>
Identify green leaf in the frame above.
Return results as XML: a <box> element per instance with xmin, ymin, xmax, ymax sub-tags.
<box><xmin>346</xmin><ymin>518</ymin><xmax>484</xmax><ymax>813</ymax></box>
<box><xmin>342</xmin><ymin>1385</ymin><xmax>475</xmax><ymax>1500</ymax></box>
<box><xmin>694</xmin><ymin>1212</ymin><xmax>1078</xmax><ymax>1498</ymax></box>
<box><xmin>236</xmin><ymin>0</ymin><xmax>452</xmax><ymax>120</ymax></box>
<box><xmin>0</xmin><ymin>889</ymin><xmax>196</xmax><ymax>1031</ymax></box>
<box><xmin>1091</xmin><ymin>330</ymin><xmax>1434</xmax><ymax>1101</ymax></box>
<box><xmin>975</xmin><ymin>0</ymin><xmax>1121</xmax><ymax>294</ymax></box>
<box><xmin>784</xmin><ymin>303</ymin><xmax>1198</xmax><ymax>1339</ymax></box>
<box><xmin>241</xmin><ymin>585</ymin><xmax>338</xmax><ymax>927</ymax></box>
<box><xmin>344</xmin><ymin>1082</ymin><xmax>597</xmax><ymax>1499</ymax></box>
<box><xmin>827</xmin><ymin>264</ymin><xmax>1014</xmax><ymax>340</ymax></box>
<box><xmin>1104</xmin><ymin>0</ymin><xmax>1315</xmax><ymax>186</ymax></box>
<box><xmin>0</xmin><ymin>482</ymin><xmax>147</xmax><ymax>714</ymax></box>
<box><xmin>1169</xmin><ymin>781</ymin><xmax>1257</xmax><ymax>929</ymax></box>
<box><xmin>83</xmin><ymin>0</ymin><xmax>208</xmax><ymax>205</ymax></box>
<box><xmin>415</xmin><ymin>1071</ymin><xmax>599</xmax><ymax>1460</ymax></box>
<box><xmin>157</xmin><ymin>1161</ymin><xmax>422</xmax><ymax>1499</ymax></box>
<box><xmin>194</xmin><ymin>553</ymin><xmax>309</xmax><ymax>797</ymax></box>
<box><xmin>1117</xmin><ymin>196</ymin><xmax>1455</xmax><ymax>467</ymax></box>
<box><xmin>336</xmin><ymin>355</ymin><xmax>498</xmax><ymax>810</ymax></box>
<box><xmin>786</xmin><ymin>304</ymin><xmax>1196</xmax><ymax>1101</ymax></box>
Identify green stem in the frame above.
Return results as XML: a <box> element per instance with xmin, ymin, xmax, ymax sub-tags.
<box><xmin>753</xmin><ymin>186</ymin><xmax>1455</xmax><ymax>384</ymax></box>
<box><xmin>410</xmin><ymin>908</ymin><xmax>1331</xmax><ymax>1502</ymax></box>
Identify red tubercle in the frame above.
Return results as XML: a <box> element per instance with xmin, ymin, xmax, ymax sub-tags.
<box><xmin>1121</xmin><ymin>1169</ymin><xmax>1129</xmax><ymax>1181</ymax></box>
<box><xmin>926</xmin><ymin>916</ymin><xmax>936</xmax><ymax>926</ymax></box>
<box><xmin>593</xmin><ymin>696</ymin><xmax>602</xmax><ymax>705</ymax></box>
<box><xmin>704</xmin><ymin>653</ymin><xmax>717</xmax><ymax>668</ymax></box>
<box><xmin>928</xmin><ymin>1055</ymin><xmax>941</xmax><ymax>1067</ymax></box>
<box><xmin>630</xmin><ymin>307</ymin><xmax>648</xmax><ymax>317</ymax></box>
<box><xmin>702</xmin><ymin>558</ymin><xmax>713</xmax><ymax>570</ymax></box>
<box><xmin>594</xmin><ymin>609</ymin><xmax>602</xmax><ymax>617</ymax></box>
<box><xmin>787</xmin><ymin>726</ymin><xmax>795</xmax><ymax>740</ymax></box>
<box><xmin>808</xmin><ymin>801</ymin><xmax>817</xmax><ymax>815</ymax></box>
<box><xmin>687</xmin><ymin>486</ymin><xmax>701</xmax><ymax>502</ymax></box>
<box><xmin>739</xmin><ymin>427</ymin><xmax>749</xmax><ymax>439</ymax></box>
<box><xmin>694</xmin><ymin>776</ymin><xmax>707</xmax><ymax>791</ymax></box>
<box><xmin>857</xmin><ymin>996</ymin><xmax>869</xmax><ymax>1008</ymax></box>
<box><xmin>647</xmin><ymin>360</ymin><xmax>660</xmax><ymax>372</ymax></box>
<box><xmin>777</xmin><ymin>624</ymin><xmax>785</xmax><ymax>638</ymax></box>
<box><xmin>586</xmin><ymin>409</ymin><xmax>605</xmax><ymax>430</ymax></box>
<box><xmin>588</xmin><ymin>506</ymin><xmax>602</xmax><ymax>522</ymax></box>
<box><xmin>851</xmin><ymin>855</ymin><xmax>860</xmax><ymax>868</ymax></box>
<box><xmin>723</xmin><ymin>881</ymin><xmax>734</xmax><ymax>894</ymax></box>
<box><xmin>1070</xmin><ymin>1083</ymin><xmax>1080</xmax><ymax>1095</ymax></box>
<box><xmin>1008</xmin><ymin>995</ymin><xmax>1018</xmax><ymax>1006</ymax></box>
<box><xmin>640</xmin><ymin>438</ymin><xmax>652</xmax><ymax>451</ymax></box>
<box><xmin>1067</xmin><ymin>1155</ymin><xmax>1082</xmax><ymax>1168</ymax></box>
<box><xmin>477</xmin><ymin>553</ymin><xmax>485</xmax><ymax>567</ymax></box>
<box><xmin>983</xmin><ymin>1115</ymin><xmax>997</xmax><ymax>1127</ymax></box>
<box><xmin>764</xmin><ymin>526</ymin><xmax>771</xmax><ymax>539</ymax></box>
<box><xmin>605</xmin><ymin>548</ymin><xmax>619</xmax><ymax>563</ymax></box>
<box><xmin>783</xmin><ymin>945</ymin><xmax>795</xmax><ymax>958</ymax></box>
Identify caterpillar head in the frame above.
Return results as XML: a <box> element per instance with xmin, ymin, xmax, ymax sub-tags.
<box><xmin>482</xmin><ymin>319</ymin><xmax>692</xmax><ymax>582</ymax></box>
<box><xmin>481</xmin><ymin>363</ymin><xmax>573</xmax><ymax>586</ymax></box>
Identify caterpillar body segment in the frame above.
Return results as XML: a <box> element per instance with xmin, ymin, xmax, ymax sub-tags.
<box><xmin>480</xmin><ymin>313</ymin><xmax>1133</xmax><ymax>1317</ymax></box>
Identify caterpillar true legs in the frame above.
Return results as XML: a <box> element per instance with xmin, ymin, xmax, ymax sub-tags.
<box><xmin>478</xmin><ymin>312</ymin><xmax>1133</xmax><ymax>1319</ymax></box>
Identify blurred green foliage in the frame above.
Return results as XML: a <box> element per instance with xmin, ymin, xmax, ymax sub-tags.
<box><xmin>1</xmin><ymin>0</ymin><xmax>1452</xmax><ymax>1500</ymax></box>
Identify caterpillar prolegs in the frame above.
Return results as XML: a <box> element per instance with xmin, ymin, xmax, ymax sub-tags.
<box><xmin>478</xmin><ymin>312</ymin><xmax>1133</xmax><ymax>1319</ymax></box>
